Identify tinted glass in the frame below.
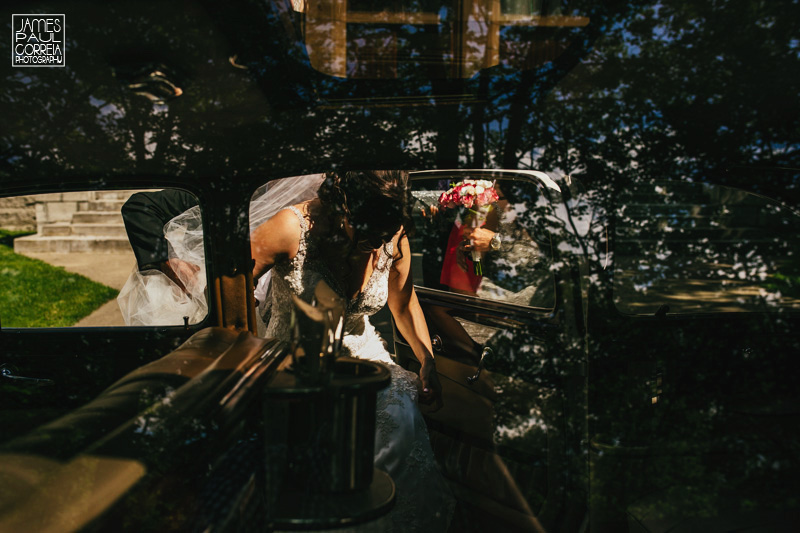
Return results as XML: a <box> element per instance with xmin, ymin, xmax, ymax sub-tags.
<box><xmin>614</xmin><ymin>181</ymin><xmax>800</xmax><ymax>314</ymax></box>
<box><xmin>410</xmin><ymin>172</ymin><xmax>555</xmax><ymax>309</ymax></box>
<box><xmin>299</xmin><ymin>0</ymin><xmax>589</xmax><ymax>80</ymax></box>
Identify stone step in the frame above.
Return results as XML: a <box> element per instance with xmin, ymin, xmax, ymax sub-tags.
<box><xmin>14</xmin><ymin>235</ymin><xmax>132</xmax><ymax>254</ymax></box>
<box><xmin>80</xmin><ymin>200</ymin><xmax>127</xmax><ymax>212</ymax></box>
<box><xmin>71</xmin><ymin>211</ymin><xmax>125</xmax><ymax>224</ymax></box>
<box><xmin>92</xmin><ymin>190</ymin><xmax>141</xmax><ymax>201</ymax></box>
<box><xmin>71</xmin><ymin>223</ymin><xmax>127</xmax><ymax>237</ymax></box>
<box><xmin>40</xmin><ymin>223</ymin><xmax>128</xmax><ymax>237</ymax></box>
<box><xmin>39</xmin><ymin>223</ymin><xmax>71</xmax><ymax>236</ymax></box>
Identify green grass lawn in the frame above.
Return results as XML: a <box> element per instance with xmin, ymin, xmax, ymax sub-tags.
<box><xmin>0</xmin><ymin>230</ymin><xmax>119</xmax><ymax>327</ymax></box>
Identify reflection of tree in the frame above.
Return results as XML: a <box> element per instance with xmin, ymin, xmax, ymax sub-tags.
<box><xmin>0</xmin><ymin>2</ymin><xmax>270</xmax><ymax>180</ymax></box>
<box><xmin>614</xmin><ymin>180</ymin><xmax>800</xmax><ymax>314</ymax></box>
<box><xmin>2</xmin><ymin>0</ymin><xmax>800</xmax><ymax>529</ymax></box>
<box><xmin>463</xmin><ymin>13</ymin><xmax>800</xmax><ymax>527</ymax></box>
<box><xmin>480</xmin><ymin>181</ymin><xmax>555</xmax><ymax>302</ymax></box>
<box><xmin>503</xmin><ymin>0</ymin><xmax>800</xmax><ymax>197</ymax></box>
<box><xmin>2</xmin><ymin>1</ymin><xmax>797</xmax><ymax>194</ymax></box>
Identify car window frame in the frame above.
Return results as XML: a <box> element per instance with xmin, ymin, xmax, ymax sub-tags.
<box><xmin>408</xmin><ymin>169</ymin><xmax>562</xmax><ymax>317</ymax></box>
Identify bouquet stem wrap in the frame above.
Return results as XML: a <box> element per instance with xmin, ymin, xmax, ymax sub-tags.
<box><xmin>470</xmin><ymin>205</ymin><xmax>491</xmax><ymax>276</ymax></box>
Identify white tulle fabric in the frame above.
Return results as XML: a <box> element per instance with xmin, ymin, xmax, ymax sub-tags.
<box><xmin>267</xmin><ymin>207</ymin><xmax>454</xmax><ymax>532</ymax></box>
<box><xmin>117</xmin><ymin>174</ymin><xmax>325</xmax><ymax>326</ymax></box>
<box><xmin>116</xmin><ymin>265</ymin><xmax>208</xmax><ymax>326</ymax></box>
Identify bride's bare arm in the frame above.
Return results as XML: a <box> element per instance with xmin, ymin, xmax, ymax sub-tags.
<box><xmin>250</xmin><ymin>208</ymin><xmax>303</xmax><ymax>280</ymax></box>
<box><xmin>387</xmin><ymin>232</ymin><xmax>443</xmax><ymax>408</ymax></box>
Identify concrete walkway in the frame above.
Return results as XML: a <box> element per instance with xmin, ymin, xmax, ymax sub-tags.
<box><xmin>25</xmin><ymin>251</ymin><xmax>396</xmax><ymax>341</ymax></box>
<box><xmin>24</xmin><ymin>251</ymin><xmax>136</xmax><ymax>327</ymax></box>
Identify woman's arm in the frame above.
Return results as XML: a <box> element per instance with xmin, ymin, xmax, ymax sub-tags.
<box><xmin>250</xmin><ymin>207</ymin><xmax>303</xmax><ymax>280</ymax></box>
<box><xmin>387</xmin><ymin>231</ymin><xmax>443</xmax><ymax>409</ymax></box>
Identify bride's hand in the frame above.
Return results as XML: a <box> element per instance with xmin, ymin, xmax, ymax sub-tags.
<box><xmin>419</xmin><ymin>357</ymin><xmax>443</xmax><ymax>412</ymax></box>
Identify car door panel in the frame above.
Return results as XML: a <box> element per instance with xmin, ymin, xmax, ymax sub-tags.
<box><xmin>588</xmin><ymin>179</ymin><xmax>800</xmax><ymax>530</ymax></box>
<box><xmin>394</xmin><ymin>171</ymin><xmax>586</xmax><ymax>531</ymax></box>
<box><xmin>1</xmin><ymin>328</ymin><xmax>197</xmax><ymax>445</ymax></box>
<box><xmin>394</xmin><ymin>299</ymin><xmax>582</xmax><ymax>532</ymax></box>
<box><xmin>0</xmin><ymin>327</ymin><xmax>284</xmax><ymax>532</ymax></box>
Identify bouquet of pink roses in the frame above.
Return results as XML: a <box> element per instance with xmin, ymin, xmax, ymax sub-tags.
<box><xmin>438</xmin><ymin>179</ymin><xmax>499</xmax><ymax>210</ymax></box>
<box><xmin>438</xmin><ymin>179</ymin><xmax>499</xmax><ymax>275</ymax></box>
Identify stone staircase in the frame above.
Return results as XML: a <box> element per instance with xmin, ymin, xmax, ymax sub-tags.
<box><xmin>14</xmin><ymin>190</ymin><xmax>139</xmax><ymax>254</ymax></box>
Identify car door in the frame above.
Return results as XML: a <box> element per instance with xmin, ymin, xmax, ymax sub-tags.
<box><xmin>0</xmin><ymin>181</ymin><xmax>287</xmax><ymax>532</ymax></box>
<box><xmin>587</xmin><ymin>179</ymin><xmax>800</xmax><ymax>531</ymax></box>
<box><xmin>392</xmin><ymin>170</ymin><xmax>589</xmax><ymax>532</ymax></box>
<box><xmin>0</xmin><ymin>186</ymin><xmax>206</xmax><ymax>446</ymax></box>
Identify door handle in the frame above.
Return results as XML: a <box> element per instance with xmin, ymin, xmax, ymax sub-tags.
<box><xmin>0</xmin><ymin>364</ymin><xmax>54</xmax><ymax>386</ymax></box>
<box><xmin>467</xmin><ymin>347</ymin><xmax>493</xmax><ymax>385</ymax></box>
<box><xmin>431</xmin><ymin>334</ymin><xmax>443</xmax><ymax>353</ymax></box>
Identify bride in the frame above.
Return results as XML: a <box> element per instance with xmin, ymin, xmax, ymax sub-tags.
<box><xmin>251</xmin><ymin>170</ymin><xmax>453</xmax><ymax>530</ymax></box>
<box><xmin>119</xmin><ymin>170</ymin><xmax>455</xmax><ymax>530</ymax></box>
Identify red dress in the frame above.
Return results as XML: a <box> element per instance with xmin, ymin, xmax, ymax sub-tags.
<box><xmin>439</xmin><ymin>221</ymin><xmax>482</xmax><ymax>293</ymax></box>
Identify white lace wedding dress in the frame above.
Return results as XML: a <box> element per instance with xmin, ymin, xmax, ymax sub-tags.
<box><xmin>265</xmin><ymin>206</ymin><xmax>454</xmax><ymax>532</ymax></box>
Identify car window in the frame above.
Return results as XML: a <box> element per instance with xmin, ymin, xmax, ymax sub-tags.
<box><xmin>410</xmin><ymin>173</ymin><xmax>555</xmax><ymax>309</ymax></box>
<box><xmin>295</xmin><ymin>0</ymin><xmax>588</xmax><ymax>80</ymax></box>
<box><xmin>0</xmin><ymin>188</ymin><xmax>204</xmax><ymax>327</ymax></box>
<box><xmin>614</xmin><ymin>181</ymin><xmax>800</xmax><ymax>315</ymax></box>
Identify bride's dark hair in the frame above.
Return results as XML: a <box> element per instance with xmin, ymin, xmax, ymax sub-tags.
<box><xmin>317</xmin><ymin>170</ymin><xmax>415</xmax><ymax>246</ymax></box>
